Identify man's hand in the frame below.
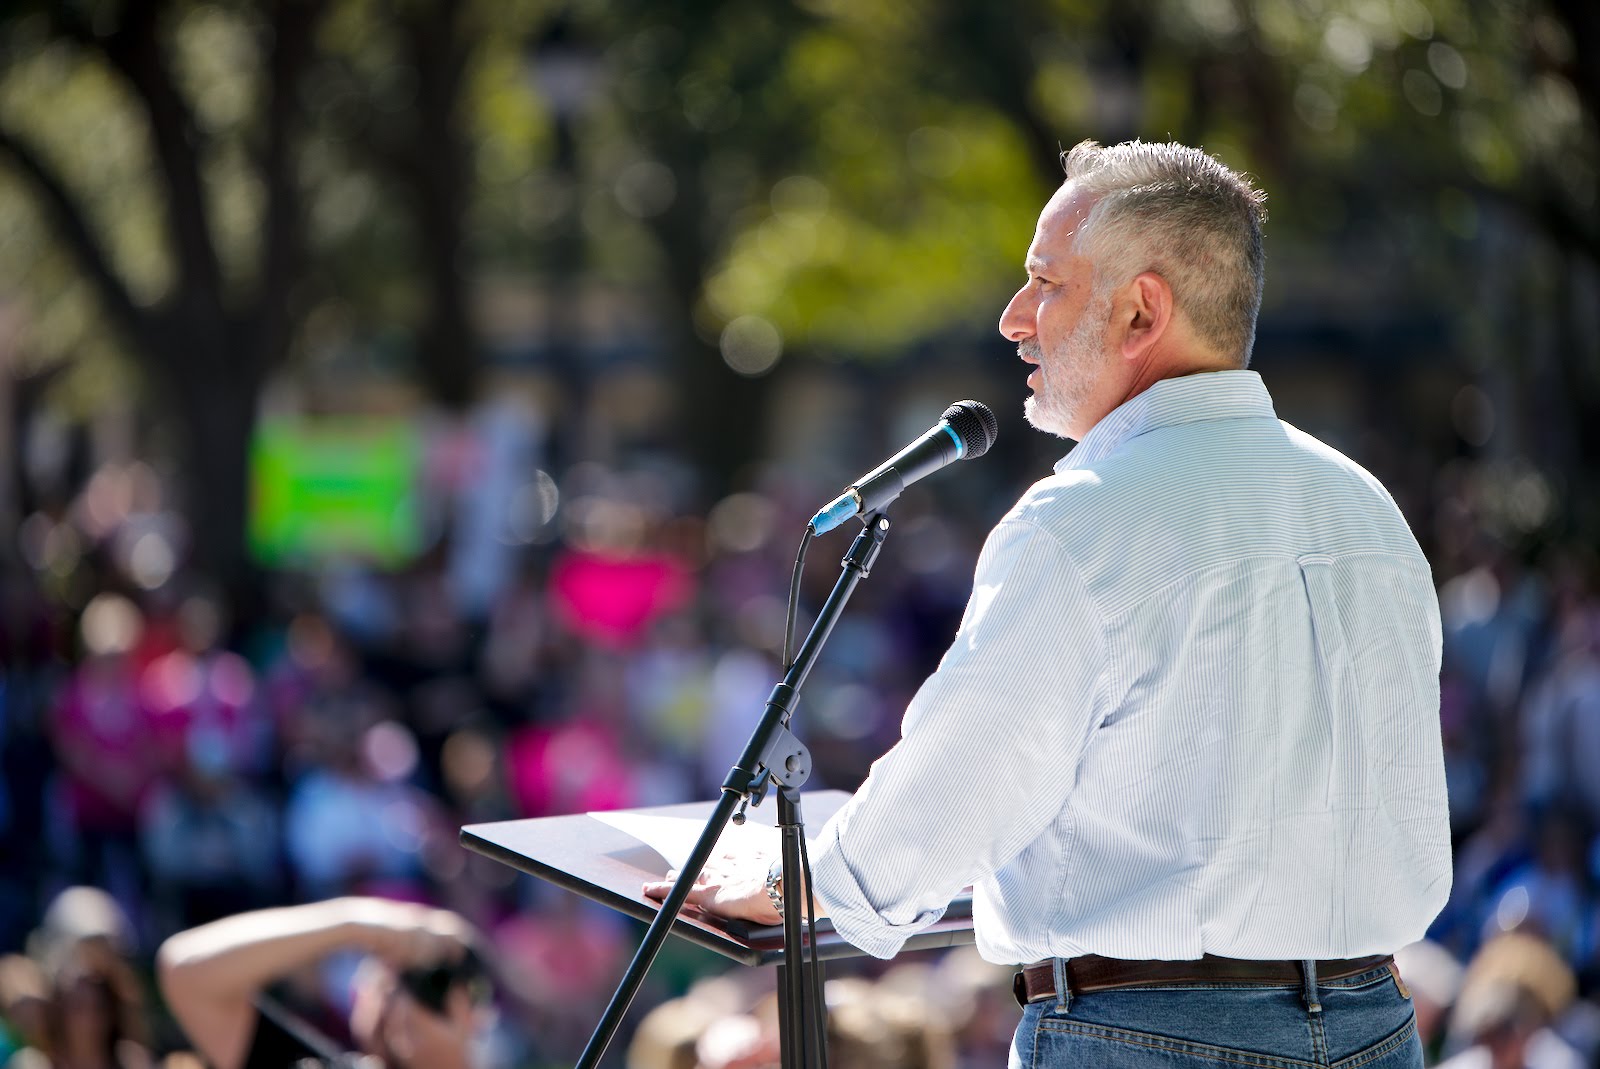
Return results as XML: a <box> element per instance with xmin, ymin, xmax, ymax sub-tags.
<box><xmin>643</xmin><ymin>848</ymin><xmax>783</xmax><ymax>926</ymax></box>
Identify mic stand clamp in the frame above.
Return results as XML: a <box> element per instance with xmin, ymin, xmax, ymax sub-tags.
<box><xmin>574</xmin><ymin>512</ymin><xmax>892</xmax><ymax>1069</ymax></box>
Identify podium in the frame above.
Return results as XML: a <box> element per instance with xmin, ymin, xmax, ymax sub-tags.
<box><xmin>460</xmin><ymin>789</ymin><xmax>976</xmax><ymax>968</ymax></box>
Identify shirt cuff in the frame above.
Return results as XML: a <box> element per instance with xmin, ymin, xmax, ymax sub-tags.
<box><xmin>809</xmin><ymin>813</ymin><xmax>948</xmax><ymax>960</ymax></box>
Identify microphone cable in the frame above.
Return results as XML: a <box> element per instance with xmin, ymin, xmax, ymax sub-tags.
<box><xmin>783</xmin><ymin>524</ymin><xmax>813</xmax><ymax>672</ymax></box>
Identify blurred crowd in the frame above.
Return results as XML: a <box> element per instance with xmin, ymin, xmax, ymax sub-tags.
<box><xmin>2</xmin><ymin>416</ymin><xmax>1599</xmax><ymax>1066</ymax></box>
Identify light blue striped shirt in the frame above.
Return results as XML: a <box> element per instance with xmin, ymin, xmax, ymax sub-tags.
<box><xmin>810</xmin><ymin>370</ymin><xmax>1452</xmax><ymax>964</ymax></box>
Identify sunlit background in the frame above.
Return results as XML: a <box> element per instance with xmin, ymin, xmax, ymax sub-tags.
<box><xmin>1</xmin><ymin>0</ymin><xmax>1597</xmax><ymax>1066</ymax></box>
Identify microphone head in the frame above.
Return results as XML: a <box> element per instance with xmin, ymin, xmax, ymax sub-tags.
<box><xmin>941</xmin><ymin>400</ymin><xmax>998</xmax><ymax>459</ymax></box>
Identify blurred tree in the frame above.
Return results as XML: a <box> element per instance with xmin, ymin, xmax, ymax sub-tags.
<box><xmin>696</xmin><ymin>0</ymin><xmax>1597</xmax><ymax>339</ymax></box>
<box><xmin>687</xmin><ymin>0</ymin><xmax>1596</xmax><ymax>527</ymax></box>
<box><xmin>0</xmin><ymin>0</ymin><xmax>320</xmax><ymax>598</ymax></box>
<box><xmin>0</xmin><ymin>0</ymin><xmax>504</xmax><ymax>597</ymax></box>
<box><xmin>569</xmin><ymin>0</ymin><xmax>821</xmax><ymax>487</ymax></box>
<box><xmin>1</xmin><ymin>0</ymin><xmax>1595</xmax><ymax>596</ymax></box>
<box><xmin>305</xmin><ymin>0</ymin><xmax>497</xmax><ymax>411</ymax></box>
<box><xmin>570</xmin><ymin>0</ymin><xmax>1057</xmax><ymax>488</ymax></box>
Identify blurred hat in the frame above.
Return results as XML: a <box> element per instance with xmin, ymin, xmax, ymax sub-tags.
<box><xmin>628</xmin><ymin>994</ymin><xmax>730</xmax><ymax>1069</ymax></box>
<box><xmin>1395</xmin><ymin>939</ymin><xmax>1464</xmax><ymax>1007</ymax></box>
<box><xmin>1452</xmin><ymin>932</ymin><xmax>1575</xmax><ymax>1039</ymax></box>
<box><xmin>31</xmin><ymin>886</ymin><xmax>135</xmax><ymax>961</ymax></box>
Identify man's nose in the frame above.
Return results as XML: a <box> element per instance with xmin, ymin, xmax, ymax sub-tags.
<box><xmin>998</xmin><ymin>289</ymin><xmax>1034</xmax><ymax>342</ymax></box>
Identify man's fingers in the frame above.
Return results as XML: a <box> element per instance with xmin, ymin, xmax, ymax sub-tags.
<box><xmin>643</xmin><ymin>866</ymin><xmax>714</xmax><ymax>893</ymax></box>
<box><xmin>642</xmin><ymin>875</ymin><xmax>719</xmax><ymax>908</ymax></box>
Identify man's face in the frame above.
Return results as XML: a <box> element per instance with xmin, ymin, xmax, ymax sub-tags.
<box><xmin>998</xmin><ymin>184</ymin><xmax>1114</xmax><ymax>440</ymax></box>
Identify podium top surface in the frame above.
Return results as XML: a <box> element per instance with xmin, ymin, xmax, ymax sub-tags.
<box><xmin>460</xmin><ymin>790</ymin><xmax>974</xmax><ymax>967</ymax></box>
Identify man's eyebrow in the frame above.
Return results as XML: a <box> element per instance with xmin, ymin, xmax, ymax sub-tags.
<box><xmin>1025</xmin><ymin>256</ymin><xmax>1055</xmax><ymax>276</ymax></box>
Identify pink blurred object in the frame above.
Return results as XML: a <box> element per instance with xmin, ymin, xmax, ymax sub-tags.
<box><xmin>506</xmin><ymin>721</ymin><xmax>632</xmax><ymax>818</ymax></box>
<box><xmin>51</xmin><ymin>665</ymin><xmax>164</xmax><ymax>833</ymax></box>
<box><xmin>549</xmin><ymin>550</ymin><xmax>692</xmax><ymax>649</ymax></box>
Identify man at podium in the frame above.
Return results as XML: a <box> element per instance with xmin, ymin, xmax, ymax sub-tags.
<box><xmin>648</xmin><ymin>140</ymin><xmax>1451</xmax><ymax>1068</ymax></box>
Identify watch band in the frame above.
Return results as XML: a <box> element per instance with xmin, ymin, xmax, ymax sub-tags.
<box><xmin>764</xmin><ymin>858</ymin><xmax>785</xmax><ymax>916</ymax></box>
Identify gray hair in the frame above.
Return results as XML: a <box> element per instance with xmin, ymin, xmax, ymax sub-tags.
<box><xmin>1062</xmin><ymin>140</ymin><xmax>1267</xmax><ymax>367</ymax></box>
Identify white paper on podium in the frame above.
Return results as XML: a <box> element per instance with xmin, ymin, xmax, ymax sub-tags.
<box><xmin>588</xmin><ymin>809</ymin><xmax>809</xmax><ymax>872</ymax></box>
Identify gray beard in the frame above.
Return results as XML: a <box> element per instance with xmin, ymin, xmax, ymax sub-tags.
<box><xmin>1019</xmin><ymin>310</ymin><xmax>1105</xmax><ymax>439</ymax></box>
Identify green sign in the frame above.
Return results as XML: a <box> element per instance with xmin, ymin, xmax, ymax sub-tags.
<box><xmin>249</xmin><ymin>420</ymin><xmax>422</xmax><ymax>567</ymax></box>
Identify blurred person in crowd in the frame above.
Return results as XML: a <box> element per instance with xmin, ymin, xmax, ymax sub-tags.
<box><xmin>46</xmin><ymin>596</ymin><xmax>164</xmax><ymax>905</ymax></box>
<box><xmin>824</xmin><ymin>977</ymin><xmax>955</xmax><ymax>1069</ymax></box>
<box><xmin>650</xmin><ymin>140</ymin><xmax>1450</xmax><ymax>1067</ymax></box>
<box><xmin>140</xmin><ymin>595</ymin><xmax>271</xmax><ymax>786</ymax></box>
<box><xmin>32</xmin><ymin>940</ymin><xmax>152</xmax><ymax>1069</ymax></box>
<box><xmin>488</xmin><ymin>893</ymin><xmax>628</xmax><ymax>1056</ymax></box>
<box><xmin>505</xmin><ymin>649</ymin><xmax>634</xmax><ymax>819</ymax></box>
<box><xmin>1438</xmin><ymin>547</ymin><xmax>1542</xmax><ymax>720</ymax></box>
<box><xmin>0</xmin><ymin>571</ymin><xmax>63</xmax><ymax>952</ymax></box>
<box><xmin>283</xmin><ymin>714</ymin><xmax>438</xmax><ymax>900</ymax></box>
<box><xmin>0</xmin><ymin>954</ymin><xmax>51</xmax><ymax>1063</ymax></box>
<box><xmin>626</xmin><ymin>975</ymin><xmax>746</xmax><ymax>1069</ymax></box>
<box><xmin>1439</xmin><ymin>665</ymin><xmax>1493</xmax><ymax>833</ymax></box>
<box><xmin>15</xmin><ymin>887</ymin><xmax>151</xmax><ymax>1069</ymax></box>
<box><xmin>1437</xmin><ymin>933</ymin><xmax>1582</xmax><ymax>1069</ymax></box>
<box><xmin>1519</xmin><ymin>595</ymin><xmax>1600</xmax><ymax>827</ymax></box>
<box><xmin>139</xmin><ymin>737</ymin><xmax>281</xmax><ymax>931</ymax></box>
<box><xmin>27</xmin><ymin>887</ymin><xmax>136</xmax><ymax>975</ymax></box>
<box><xmin>158</xmin><ymin>897</ymin><xmax>488</xmax><ymax>1069</ymax></box>
<box><xmin>1478</xmin><ymin>812</ymin><xmax>1599</xmax><ymax>971</ymax></box>
<box><xmin>745</xmin><ymin>978</ymin><xmax>955</xmax><ymax>1069</ymax></box>
<box><xmin>476</xmin><ymin>563</ymin><xmax>551</xmax><ymax>712</ymax></box>
<box><xmin>1396</xmin><ymin>941</ymin><xmax>1465</xmax><ymax>1064</ymax></box>
<box><xmin>926</xmin><ymin>948</ymin><xmax>1022</xmax><ymax>1069</ymax></box>
<box><xmin>629</xmin><ymin>972</ymin><xmax>955</xmax><ymax>1069</ymax></box>
<box><xmin>260</xmin><ymin>614</ymin><xmax>360</xmax><ymax>765</ymax></box>
<box><xmin>1434</xmin><ymin>783</ymin><xmax>1533</xmax><ymax>959</ymax></box>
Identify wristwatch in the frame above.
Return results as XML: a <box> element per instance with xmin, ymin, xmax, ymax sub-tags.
<box><xmin>764</xmin><ymin>858</ymin><xmax>785</xmax><ymax>916</ymax></box>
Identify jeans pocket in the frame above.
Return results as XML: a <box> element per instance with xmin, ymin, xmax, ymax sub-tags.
<box><xmin>1329</xmin><ymin>1015</ymin><xmax>1423</xmax><ymax>1069</ymax></box>
<box><xmin>1027</xmin><ymin>1016</ymin><xmax>1315</xmax><ymax>1069</ymax></box>
<box><xmin>1013</xmin><ymin>983</ymin><xmax>1422</xmax><ymax>1069</ymax></box>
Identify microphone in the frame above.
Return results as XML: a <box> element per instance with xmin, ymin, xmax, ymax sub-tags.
<box><xmin>809</xmin><ymin>400</ymin><xmax>998</xmax><ymax>534</ymax></box>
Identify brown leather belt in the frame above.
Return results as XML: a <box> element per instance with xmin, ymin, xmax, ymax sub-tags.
<box><xmin>1012</xmin><ymin>954</ymin><xmax>1395</xmax><ymax>1007</ymax></box>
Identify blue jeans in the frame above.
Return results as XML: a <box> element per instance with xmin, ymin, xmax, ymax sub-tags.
<box><xmin>1009</xmin><ymin>961</ymin><xmax>1421</xmax><ymax>1068</ymax></box>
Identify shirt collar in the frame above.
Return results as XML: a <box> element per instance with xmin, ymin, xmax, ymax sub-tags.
<box><xmin>1054</xmin><ymin>370</ymin><xmax>1276</xmax><ymax>472</ymax></box>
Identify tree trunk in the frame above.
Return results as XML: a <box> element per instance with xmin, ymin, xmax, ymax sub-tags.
<box><xmin>155</xmin><ymin>317</ymin><xmax>263</xmax><ymax>605</ymax></box>
<box><xmin>403</xmin><ymin>0</ymin><xmax>480</xmax><ymax>412</ymax></box>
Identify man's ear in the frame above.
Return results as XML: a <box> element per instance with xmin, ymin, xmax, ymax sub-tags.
<box><xmin>1116</xmin><ymin>272</ymin><xmax>1173</xmax><ymax>363</ymax></box>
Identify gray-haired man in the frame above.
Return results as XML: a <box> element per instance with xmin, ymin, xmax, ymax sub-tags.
<box><xmin>651</xmin><ymin>140</ymin><xmax>1451</xmax><ymax>1068</ymax></box>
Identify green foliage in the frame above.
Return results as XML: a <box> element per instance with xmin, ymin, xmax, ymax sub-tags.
<box><xmin>0</xmin><ymin>29</ymin><xmax>164</xmax><ymax>408</ymax></box>
<box><xmin>0</xmin><ymin>0</ymin><xmax>1595</xmax><ymax>497</ymax></box>
<box><xmin>705</xmin><ymin>114</ymin><xmax>1043</xmax><ymax>355</ymax></box>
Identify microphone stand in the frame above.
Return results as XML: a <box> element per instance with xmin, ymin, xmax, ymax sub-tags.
<box><xmin>574</xmin><ymin>512</ymin><xmax>893</xmax><ymax>1069</ymax></box>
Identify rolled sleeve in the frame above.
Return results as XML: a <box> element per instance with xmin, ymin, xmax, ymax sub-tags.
<box><xmin>809</xmin><ymin>815</ymin><xmax>947</xmax><ymax>960</ymax></box>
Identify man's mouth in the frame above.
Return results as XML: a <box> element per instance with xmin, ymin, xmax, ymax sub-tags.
<box><xmin>1019</xmin><ymin>341</ymin><xmax>1042</xmax><ymax>388</ymax></box>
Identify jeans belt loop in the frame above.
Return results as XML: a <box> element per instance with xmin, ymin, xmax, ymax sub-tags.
<box><xmin>1300</xmin><ymin>958</ymin><xmax>1322</xmax><ymax>1013</ymax></box>
<box><xmin>1051</xmin><ymin>957</ymin><xmax>1072</xmax><ymax>1013</ymax></box>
